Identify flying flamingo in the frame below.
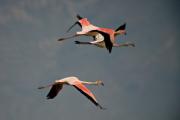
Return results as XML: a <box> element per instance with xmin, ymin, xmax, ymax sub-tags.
<box><xmin>74</xmin><ymin>24</ymin><xmax>135</xmax><ymax>50</ymax></box>
<box><xmin>58</xmin><ymin>15</ymin><xmax>135</xmax><ymax>53</ymax></box>
<box><xmin>58</xmin><ymin>15</ymin><xmax>112</xmax><ymax>52</ymax></box>
<box><xmin>38</xmin><ymin>76</ymin><xmax>105</xmax><ymax>109</ymax></box>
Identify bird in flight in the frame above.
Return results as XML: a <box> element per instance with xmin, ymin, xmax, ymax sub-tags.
<box><xmin>74</xmin><ymin>25</ymin><xmax>135</xmax><ymax>49</ymax></box>
<box><xmin>38</xmin><ymin>76</ymin><xmax>105</xmax><ymax>109</ymax></box>
<box><xmin>58</xmin><ymin>14</ymin><xmax>135</xmax><ymax>53</ymax></box>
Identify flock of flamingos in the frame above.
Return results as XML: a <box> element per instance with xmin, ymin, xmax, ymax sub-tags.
<box><xmin>38</xmin><ymin>15</ymin><xmax>135</xmax><ymax>109</ymax></box>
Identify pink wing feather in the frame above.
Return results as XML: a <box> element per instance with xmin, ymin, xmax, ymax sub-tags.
<box><xmin>73</xmin><ymin>81</ymin><xmax>104</xmax><ymax>109</ymax></box>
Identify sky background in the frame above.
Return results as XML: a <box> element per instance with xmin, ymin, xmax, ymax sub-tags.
<box><xmin>0</xmin><ymin>0</ymin><xmax>180</xmax><ymax>120</ymax></box>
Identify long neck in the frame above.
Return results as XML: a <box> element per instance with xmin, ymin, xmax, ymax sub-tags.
<box><xmin>80</xmin><ymin>81</ymin><xmax>98</xmax><ymax>85</ymax></box>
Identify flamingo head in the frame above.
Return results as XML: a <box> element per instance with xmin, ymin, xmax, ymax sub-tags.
<box><xmin>96</xmin><ymin>80</ymin><xmax>104</xmax><ymax>86</ymax></box>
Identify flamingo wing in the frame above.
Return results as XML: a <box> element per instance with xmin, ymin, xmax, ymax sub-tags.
<box><xmin>73</xmin><ymin>82</ymin><xmax>103</xmax><ymax>109</ymax></box>
<box><xmin>46</xmin><ymin>84</ymin><xmax>63</xmax><ymax>99</ymax></box>
<box><xmin>91</xmin><ymin>30</ymin><xmax>113</xmax><ymax>53</ymax></box>
<box><xmin>115</xmin><ymin>23</ymin><xmax>126</xmax><ymax>32</ymax></box>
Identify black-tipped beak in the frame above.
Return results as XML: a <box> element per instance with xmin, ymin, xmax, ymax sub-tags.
<box><xmin>38</xmin><ymin>86</ymin><xmax>45</xmax><ymax>89</ymax></box>
<box><xmin>101</xmin><ymin>82</ymin><xmax>104</xmax><ymax>86</ymax></box>
<box><xmin>76</xmin><ymin>14</ymin><xmax>83</xmax><ymax>20</ymax></box>
<box><xmin>57</xmin><ymin>38</ymin><xmax>65</xmax><ymax>41</ymax></box>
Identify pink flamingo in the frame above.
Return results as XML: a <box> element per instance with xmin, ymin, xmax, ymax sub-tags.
<box><xmin>38</xmin><ymin>76</ymin><xmax>105</xmax><ymax>109</ymax></box>
<box><xmin>58</xmin><ymin>15</ymin><xmax>135</xmax><ymax>53</ymax></box>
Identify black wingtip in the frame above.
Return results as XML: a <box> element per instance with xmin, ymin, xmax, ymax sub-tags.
<box><xmin>103</xmin><ymin>37</ymin><xmax>112</xmax><ymax>53</ymax></box>
<box><xmin>106</xmin><ymin>43</ymin><xmax>112</xmax><ymax>53</ymax></box>
<box><xmin>115</xmin><ymin>22</ymin><xmax>126</xmax><ymax>32</ymax></box>
<box><xmin>97</xmin><ymin>104</ymin><xmax>106</xmax><ymax>110</ymax></box>
<box><xmin>77</xmin><ymin>14</ymin><xmax>83</xmax><ymax>20</ymax></box>
<box><xmin>121</xmin><ymin>22</ymin><xmax>126</xmax><ymax>29</ymax></box>
<box><xmin>46</xmin><ymin>95</ymin><xmax>54</xmax><ymax>99</ymax></box>
<box><xmin>108</xmin><ymin>47</ymin><xmax>112</xmax><ymax>53</ymax></box>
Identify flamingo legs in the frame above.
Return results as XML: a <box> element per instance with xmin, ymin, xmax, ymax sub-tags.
<box><xmin>75</xmin><ymin>40</ymin><xmax>135</xmax><ymax>48</ymax></box>
<box><xmin>113</xmin><ymin>42</ymin><xmax>135</xmax><ymax>47</ymax></box>
<box><xmin>75</xmin><ymin>41</ymin><xmax>92</xmax><ymax>45</ymax></box>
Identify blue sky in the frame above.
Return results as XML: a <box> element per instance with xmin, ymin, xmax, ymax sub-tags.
<box><xmin>0</xmin><ymin>0</ymin><xmax>179</xmax><ymax>120</ymax></box>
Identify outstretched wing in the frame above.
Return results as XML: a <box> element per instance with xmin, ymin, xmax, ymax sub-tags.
<box><xmin>46</xmin><ymin>84</ymin><xmax>63</xmax><ymax>99</ymax></box>
<box><xmin>73</xmin><ymin>82</ymin><xmax>103</xmax><ymax>109</ymax></box>
<box><xmin>91</xmin><ymin>30</ymin><xmax>113</xmax><ymax>53</ymax></box>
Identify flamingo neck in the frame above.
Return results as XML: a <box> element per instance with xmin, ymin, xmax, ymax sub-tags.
<box><xmin>81</xmin><ymin>81</ymin><xmax>98</xmax><ymax>85</ymax></box>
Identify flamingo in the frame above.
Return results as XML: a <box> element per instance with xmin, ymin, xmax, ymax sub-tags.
<box><xmin>58</xmin><ymin>14</ymin><xmax>135</xmax><ymax>53</ymax></box>
<box><xmin>58</xmin><ymin>14</ymin><xmax>112</xmax><ymax>52</ymax></box>
<box><xmin>38</xmin><ymin>76</ymin><xmax>105</xmax><ymax>109</ymax></box>
<box><xmin>74</xmin><ymin>25</ymin><xmax>135</xmax><ymax>50</ymax></box>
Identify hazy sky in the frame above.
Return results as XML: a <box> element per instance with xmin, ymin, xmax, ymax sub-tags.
<box><xmin>0</xmin><ymin>0</ymin><xmax>179</xmax><ymax>120</ymax></box>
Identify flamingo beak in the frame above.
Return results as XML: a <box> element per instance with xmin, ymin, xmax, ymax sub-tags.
<box><xmin>38</xmin><ymin>86</ymin><xmax>46</xmax><ymax>89</ymax></box>
<box><xmin>101</xmin><ymin>82</ymin><xmax>104</xmax><ymax>86</ymax></box>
